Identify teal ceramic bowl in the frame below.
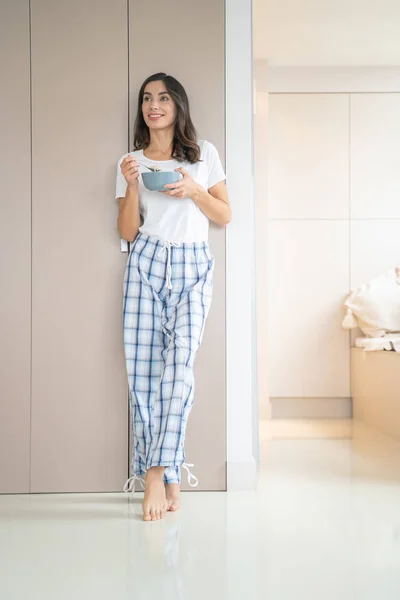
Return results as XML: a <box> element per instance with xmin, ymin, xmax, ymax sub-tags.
<box><xmin>142</xmin><ymin>171</ymin><xmax>182</xmax><ymax>192</ymax></box>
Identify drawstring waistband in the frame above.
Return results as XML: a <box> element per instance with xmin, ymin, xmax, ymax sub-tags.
<box><xmin>158</xmin><ymin>241</ymin><xmax>181</xmax><ymax>290</ymax></box>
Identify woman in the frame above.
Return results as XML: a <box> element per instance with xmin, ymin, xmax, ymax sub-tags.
<box><xmin>116</xmin><ymin>73</ymin><xmax>231</xmax><ymax>522</ymax></box>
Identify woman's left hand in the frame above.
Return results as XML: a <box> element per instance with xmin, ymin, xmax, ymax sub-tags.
<box><xmin>162</xmin><ymin>168</ymin><xmax>200</xmax><ymax>199</ymax></box>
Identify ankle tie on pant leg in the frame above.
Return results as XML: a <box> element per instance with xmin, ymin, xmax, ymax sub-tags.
<box><xmin>158</xmin><ymin>241</ymin><xmax>181</xmax><ymax>290</ymax></box>
<box><xmin>182</xmin><ymin>463</ymin><xmax>199</xmax><ymax>488</ymax></box>
<box><xmin>123</xmin><ymin>475</ymin><xmax>146</xmax><ymax>493</ymax></box>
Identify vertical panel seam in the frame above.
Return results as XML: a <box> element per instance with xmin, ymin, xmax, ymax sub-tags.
<box><xmin>223</xmin><ymin>0</ymin><xmax>227</xmax><ymax>491</ymax></box>
<box><xmin>126</xmin><ymin>0</ymin><xmax>131</xmax><ymax>478</ymax></box>
<box><xmin>127</xmin><ymin>0</ymin><xmax>130</xmax><ymax>154</ymax></box>
<box><xmin>348</xmin><ymin>93</ymin><xmax>352</xmax><ymax>406</ymax></box>
<box><xmin>28</xmin><ymin>0</ymin><xmax>33</xmax><ymax>493</ymax></box>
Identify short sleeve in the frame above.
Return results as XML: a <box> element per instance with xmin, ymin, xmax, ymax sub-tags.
<box><xmin>204</xmin><ymin>141</ymin><xmax>226</xmax><ymax>189</ymax></box>
<box><xmin>115</xmin><ymin>155</ymin><xmax>128</xmax><ymax>199</ymax></box>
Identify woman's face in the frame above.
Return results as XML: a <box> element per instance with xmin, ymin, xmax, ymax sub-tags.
<box><xmin>142</xmin><ymin>80</ymin><xmax>177</xmax><ymax>131</ymax></box>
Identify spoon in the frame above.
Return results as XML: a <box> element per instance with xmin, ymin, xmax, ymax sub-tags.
<box><xmin>137</xmin><ymin>161</ymin><xmax>161</xmax><ymax>172</ymax></box>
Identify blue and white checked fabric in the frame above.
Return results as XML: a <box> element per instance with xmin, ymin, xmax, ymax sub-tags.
<box><xmin>122</xmin><ymin>233</ymin><xmax>214</xmax><ymax>485</ymax></box>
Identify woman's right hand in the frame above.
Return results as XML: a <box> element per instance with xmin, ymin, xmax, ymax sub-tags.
<box><xmin>121</xmin><ymin>155</ymin><xmax>140</xmax><ymax>187</ymax></box>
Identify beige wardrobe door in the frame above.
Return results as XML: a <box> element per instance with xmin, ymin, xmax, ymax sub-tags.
<box><xmin>0</xmin><ymin>0</ymin><xmax>31</xmax><ymax>494</ymax></box>
<box><xmin>129</xmin><ymin>0</ymin><xmax>226</xmax><ymax>490</ymax></box>
<box><xmin>30</xmin><ymin>0</ymin><xmax>129</xmax><ymax>492</ymax></box>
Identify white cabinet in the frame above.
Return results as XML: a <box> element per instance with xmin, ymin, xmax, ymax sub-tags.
<box><xmin>267</xmin><ymin>220</ymin><xmax>350</xmax><ymax>398</ymax></box>
<box><xmin>267</xmin><ymin>91</ymin><xmax>400</xmax><ymax>400</ymax></box>
<box><xmin>267</xmin><ymin>93</ymin><xmax>350</xmax><ymax>399</ymax></box>
<box><xmin>265</xmin><ymin>88</ymin><xmax>400</xmax><ymax>402</ymax></box>
<box><xmin>351</xmin><ymin>94</ymin><xmax>400</xmax><ymax>219</ymax></box>
<box><xmin>268</xmin><ymin>93</ymin><xmax>349</xmax><ymax>220</ymax></box>
<box><xmin>351</xmin><ymin>220</ymin><xmax>400</xmax><ymax>289</ymax></box>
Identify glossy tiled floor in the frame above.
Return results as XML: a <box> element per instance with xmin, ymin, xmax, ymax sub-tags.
<box><xmin>1</xmin><ymin>420</ymin><xmax>400</xmax><ymax>599</ymax></box>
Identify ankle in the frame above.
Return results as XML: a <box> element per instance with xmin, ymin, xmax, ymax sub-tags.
<box><xmin>146</xmin><ymin>466</ymin><xmax>165</xmax><ymax>481</ymax></box>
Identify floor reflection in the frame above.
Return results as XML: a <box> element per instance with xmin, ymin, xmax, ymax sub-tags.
<box><xmin>1</xmin><ymin>420</ymin><xmax>400</xmax><ymax>599</ymax></box>
<box><xmin>125</xmin><ymin>494</ymin><xmax>229</xmax><ymax>600</ymax></box>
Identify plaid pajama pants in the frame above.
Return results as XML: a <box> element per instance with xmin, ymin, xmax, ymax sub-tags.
<box><xmin>122</xmin><ymin>233</ymin><xmax>214</xmax><ymax>485</ymax></box>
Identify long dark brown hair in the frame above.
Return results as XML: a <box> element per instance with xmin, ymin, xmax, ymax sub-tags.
<box><xmin>133</xmin><ymin>73</ymin><xmax>201</xmax><ymax>164</ymax></box>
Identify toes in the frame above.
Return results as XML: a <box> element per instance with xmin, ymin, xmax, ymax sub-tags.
<box><xmin>157</xmin><ymin>506</ymin><xmax>167</xmax><ymax>520</ymax></box>
<box><xmin>143</xmin><ymin>500</ymin><xmax>168</xmax><ymax>521</ymax></box>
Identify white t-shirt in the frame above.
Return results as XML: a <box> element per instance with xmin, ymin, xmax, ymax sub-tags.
<box><xmin>115</xmin><ymin>139</ymin><xmax>226</xmax><ymax>243</ymax></box>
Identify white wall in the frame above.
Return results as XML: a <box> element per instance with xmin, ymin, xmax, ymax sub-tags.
<box><xmin>226</xmin><ymin>0</ymin><xmax>258</xmax><ymax>488</ymax></box>
<box><xmin>349</xmin><ymin>92</ymin><xmax>400</xmax><ymax>284</ymax></box>
<box><xmin>254</xmin><ymin>60</ymin><xmax>271</xmax><ymax>420</ymax></box>
<box><xmin>254</xmin><ymin>0</ymin><xmax>400</xmax><ymax>66</ymax></box>
<box><xmin>257</xmin><ymin>68</ymin><xmax>400</xmax><ymax>417</ymax></box>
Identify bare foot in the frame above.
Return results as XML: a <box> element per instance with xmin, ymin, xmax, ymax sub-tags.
<box><xmin>165</xmin><ymin>483</ymin><xmax>181</xmax><ymax>512</ymax></box>
<box><xmin>143</xmin><ymin>467</ymin><xmax>168</xmax><ymax>522</ymax></box>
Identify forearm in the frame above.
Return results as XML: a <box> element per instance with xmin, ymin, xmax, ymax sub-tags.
<box><xmin>192</xmin><ymin>185</ymin><xmax>231</xmax><ymax>227</ymax></box>
<box><xmin>117</xmin><ymin>184</ymin><xmax>141</xmax><ymax>241</ymax></box>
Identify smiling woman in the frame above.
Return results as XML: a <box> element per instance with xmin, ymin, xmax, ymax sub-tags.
<box><xmin>115</xmin><ymin>72</ymin><xmax>230</xmax><ymax>522</ymax></box>
<box><xmin>134</xmin><ymin>73</ymin><xmax>201</xmax><ymax>164</ymax></box>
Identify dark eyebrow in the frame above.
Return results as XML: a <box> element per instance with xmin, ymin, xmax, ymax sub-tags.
<box><xmin>143</xmin><ymin>91</ymin><xmax>170</xmax><ymax>96</ymax></box>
